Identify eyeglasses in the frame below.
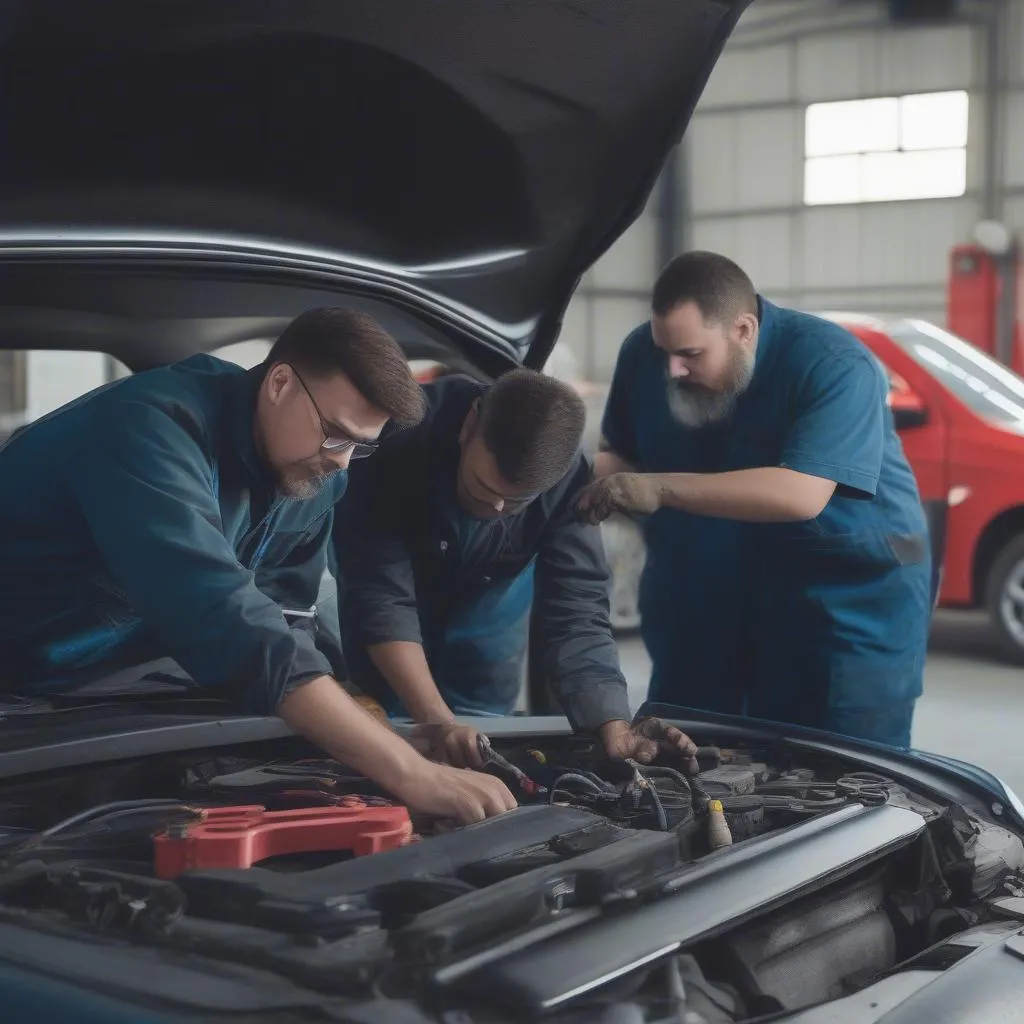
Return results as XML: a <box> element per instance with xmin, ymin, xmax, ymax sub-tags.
<box><xmin>289</xmin><ymin>366</ymin><xmax>379</xmax><ymax>458</ymax></box>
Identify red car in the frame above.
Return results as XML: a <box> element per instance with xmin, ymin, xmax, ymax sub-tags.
<box><xmin>826</xmin><ymin>314</ymin><xmax>1024</xmax><ymax>664</ymax></box>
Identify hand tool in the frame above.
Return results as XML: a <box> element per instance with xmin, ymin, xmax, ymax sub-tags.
<box><xmin>476</xmin><ymin>735</ymin><xmax>546</xmax><ymax>797</ymax></box>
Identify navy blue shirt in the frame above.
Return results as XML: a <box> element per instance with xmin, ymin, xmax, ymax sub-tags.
<box><xmin>0</xmin><ymin>355</ymin><xmax>345</xmax><ymax>714</ymax></box>
<box><xmin>602</xmin><ymin>299</ymin><xmax>932</xmax><ymax>731</ymax></box>
<box><xmin>335</xmin><ymin>375</ymin><xmax>631</xmax><ymax>730</ymax></box>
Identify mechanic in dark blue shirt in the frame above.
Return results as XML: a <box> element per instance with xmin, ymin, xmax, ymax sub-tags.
<box><xmin>0</xmin><ymin>308</ymin><xmax>517</xmax><ymax>823</ymax></box>
<box><xmin>334</xmin><ymin>369</ymin><xmax>700</xmax><ymax>770</ymax></box>
<box><xmin>579</xmin><ymin>251</ymin><xmax>932</xmax><ymax>749</ymax></box>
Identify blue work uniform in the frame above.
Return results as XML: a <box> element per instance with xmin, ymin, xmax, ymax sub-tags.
<box><xmin>334</xmin><ymin>374</ymin><xmax>631</xmax><ymax>729</ymax></box>
<box><xmin>602</xmin><ymin>299</ymin><xmax>932</xmax><ymax>748</ymax></box>
<box><xmin>0</xmin><ymin>355</ymin><xmax>345</xmax><ymax>713</ymax></box>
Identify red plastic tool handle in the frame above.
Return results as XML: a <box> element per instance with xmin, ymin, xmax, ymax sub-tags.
<box><xmin>153</xmin><ymin>803</ymin><xmax>413</xmax><ymax>879</ymax></box>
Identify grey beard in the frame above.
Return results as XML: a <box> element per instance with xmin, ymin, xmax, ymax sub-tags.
<box><xmin>666</xmin><ymin>384</ymin><xmax>740</xmax><ymax>428</ymax></box>
<box><xmin>666</xmin><ymin>350</ymin><xmax>755</xmax><ymax>429</ymax></box>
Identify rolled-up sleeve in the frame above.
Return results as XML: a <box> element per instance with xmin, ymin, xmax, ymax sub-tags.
<box><xmin>779</xmin><ymin>351</ymin><xmax>887</xmax><ymax>500</ymax></box>
<box><xmin>535</xmin><ymin>461</ymin><xmax>632</xmax><ymax>731</ymax></box>
<box><xmin>73</xmin><ymin>400</ymin><xmax>332</xmax><ymax>715</ymax></box>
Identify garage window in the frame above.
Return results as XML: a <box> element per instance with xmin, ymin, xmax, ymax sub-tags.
<box><xmin>804</xmin><ymin>90</ymin><xmax>968</xmax><ymax>205</ymax></box>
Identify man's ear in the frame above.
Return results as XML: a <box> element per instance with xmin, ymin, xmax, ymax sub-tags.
<box><xmin>736</xmin><ymin>313</ymin><xmax>759</xmax><ymax>349</ymax></box>
<box><xmin>264</xmin><ymin>363</ymin><xmax>292</xmax><ymax>406</ymax></box>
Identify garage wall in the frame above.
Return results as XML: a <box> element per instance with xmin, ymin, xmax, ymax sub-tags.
<box><xmin>561</xmin><ymin>0</ymin><xmax>1024</xmax><ymax>382</ymax></box>
<box><xmin>1003</xmin><ymin>0</ymin><xmax>1024</xmax><ymax>232</ymax></box>
<box><xmin>557</xmin><ymin>200</ymin><xmax>660</xmax><ymax>383</ymax></box>
<box><xmin>690</xmin><ymin>9</ymin><xmax>981</xmax><ymax>325</ymax></box>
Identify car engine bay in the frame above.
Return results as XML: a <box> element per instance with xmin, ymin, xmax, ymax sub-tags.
<box><xmin>0</xmin><ymin>731</ymin><xmax>1023</xmax><ymax>1022</ymax></box>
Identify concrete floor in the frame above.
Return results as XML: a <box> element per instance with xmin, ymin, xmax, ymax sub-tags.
<box><xmin>617</xmin><ymin>609</ymin><xmax>1024</xmax><ymax>799</ymax></box>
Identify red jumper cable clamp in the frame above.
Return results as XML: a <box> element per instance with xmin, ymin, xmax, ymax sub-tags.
<box><xmin>153</xmin><ymin>801</ymin><xmax>413</xmax><ymax>879</ymax></box>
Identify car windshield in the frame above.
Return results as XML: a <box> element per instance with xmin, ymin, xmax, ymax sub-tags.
<box><xmin>887</xmin><ymin>319</ymin><xmax>1024</xmax><ymax>428</ymax></box>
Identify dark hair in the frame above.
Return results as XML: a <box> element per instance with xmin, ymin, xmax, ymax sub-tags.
<box><xmin>267</xmin><ymin>307</ymin><xmax>425</xmax><ymax>426</ymax></box>
<box><xmin>476</xmin><ymin>369</ymin><xmax>586</xmax><ymax>491</ymax></box>
<box><xmin>651</xmin><ymin>250</ymin><xmax>757</xmax><ymax>323</ymax></box>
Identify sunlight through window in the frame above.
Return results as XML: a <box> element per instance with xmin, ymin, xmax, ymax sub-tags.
<box><xmin>804</xmin><ymin>90</ymin><xmax>968</xmax><ymax>205</ymax></box>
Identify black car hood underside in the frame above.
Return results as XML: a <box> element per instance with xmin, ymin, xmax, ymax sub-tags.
<box><xmin>0</xmin><ymin>0</ymin><xmax>749</xmax><ymax>365</ymax></box>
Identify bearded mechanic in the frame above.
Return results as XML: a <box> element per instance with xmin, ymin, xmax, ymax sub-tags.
<box><xmin>333</xmin><ymin>368</ymin><xmax>698</xmax><ymax>770</ymax></box>
<box><xmin>579</xmin><ymin>251</ymin><xmax>932</xmax><ymax>748</ymax></box>
<box><xmin>0</xmin><ymin>308</ymin><xmax>516</xmax><ymax>823</ymax></box>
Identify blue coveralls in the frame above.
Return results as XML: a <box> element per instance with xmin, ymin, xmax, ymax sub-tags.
<box><xmin>0</xmin><ymin>355</ymin><xmax>344</xmax><ymax>712</ymax></box>
<box><xmin>602</xmin><ymin>299</ymin><xmax>932</xmax><ymax>748</ymax></box>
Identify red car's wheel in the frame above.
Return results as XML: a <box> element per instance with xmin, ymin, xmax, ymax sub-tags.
<box><xmin>986</xmin><ymin>534</ymin><xmax>1024</xmax><ymax>665</ymax></box>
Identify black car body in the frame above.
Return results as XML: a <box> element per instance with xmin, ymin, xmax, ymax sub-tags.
<box><xmin>2</xmin><ymin>3</ymin><xmax>1024</xmax><ymax>1022</ymax></box>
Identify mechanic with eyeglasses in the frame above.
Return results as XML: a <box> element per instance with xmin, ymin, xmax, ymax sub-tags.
<box><xmin>331</xmin><ymin>368</ymin><xmax>700</xmax><ymax>771</ymax></box>
<box><xmin>0</xmin><ymin>307</ymin><xmax>521</xmax><ymax>824</ymax></box>
<box><xmin>578</xmin><ymin>251</ymin><xmax>933</xmax><ymax>749</ymax></box>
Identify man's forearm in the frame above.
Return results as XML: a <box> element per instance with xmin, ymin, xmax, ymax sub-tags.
<box><xmin>594</xmin><ymin>447</ymin><xmax>637</xmax><ymax>478</ymax></box>
<box><xmin>367</xmin><ymin>641</ymin><xmax>454</xmax><ymax>723</ymax></box>
<box><xmin>553</xmin><ymin>670</ymin><xmax>633</xmax><ymax>734</ymax></box>
<box><xmin>652</xmin><ymin>467</ymin><xmax>835</xmax><ymax>522</ymax></box>
<box><xmin>278</xmin><ymin>675</ymin><xmax>426</xmax><ymax>794</ymax></box>
<box><xmin>540</xmin><ymin>607</ymin><xmax>632</xmax><ymax>731</ymax></box>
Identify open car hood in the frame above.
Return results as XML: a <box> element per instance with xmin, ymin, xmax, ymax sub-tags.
<box><xmin>0</xmin><ymin>0</ymin><xmax>749</xmax><ymax>368</ymax></box>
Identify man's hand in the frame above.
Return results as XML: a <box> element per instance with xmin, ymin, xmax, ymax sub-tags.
<box><xmin>599</xmin><ymin>717</ymin><xmax>699</xmax><ymax>773</ymax></box>
<box><xmin>409</xmin><ymin>722</ymin><xmax>485</xmax><ymax>769</ymax></box>
<box><xmin>577</xmin><ymin>473</ymin><xmax>663</xmax><ymax>524</ymax></box>
<box><xmin>278</xmin><ymin>677</ymin><xmax>514</xmax><ymax>827</ymax></box>
<box><xmin>398</xmin><ymin>762</ymin><xmax>518</xmax><ymax>824</ymax></box>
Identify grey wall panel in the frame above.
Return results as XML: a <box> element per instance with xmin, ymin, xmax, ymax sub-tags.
<box><xmin>591</xmin><ymin>297</ymin><xmax>650</xmax><ymax>381</ymax></box>
<box><xmin>735</xmin><ymin>108</ymin><xmax>803</xmax><ymax>209</ymax></box>
<box><xmin>700</xmin><ymin>43</ymin><xmax>794</xmax><ymax>110</ymax></box>
<box><xmin>796</xmin><ymin>25</ymin><xmax>973</xmax><ymax>102</ymax></box>
<box><xmin>856</xmin><ymin>199</ymin><xmax>979</xmax><ymax>287</ymax></box>
<box><xmin>690</xmin><ymin>217</ymin><xmax>739</xmax><ymax>261</ymax></box>
<box><xmin>557</xmin><ymin>292</ymin><xmax>591</xmax><ymax>370</ymax></box>
<box><xmin>1008</xmin><ymin>0</ymin><xmax>1024</xmax><ymax>86</ymax></box>
<box><xmin>1004</xmin><ymin>92</ymin><xmax>1024</xmax><ymax>188</ymax></box>
<box><xmin>688</xmin><ymin>114</ymin><xmax>739</xmax><ymax>213</ymax></box>
<box><xmin>797</xmin><ymin>290</ymin><xmax>947</xmax><ymax>322</ymax></box>
<box><xmin>795</xmin><ymin>34</ymin><xmax>864</xmax><ymax>102</ymax></box>
<box><xmin>693</xmin><ymin>214</ymin><xmax>794</xmax><ymax>293</ymax></box>
<box><xmin>800</xmin><ymin>208</ymin><xmax>862</xmax><ymax>290</ymax></box>
<box><xmin>739</xmin><ymin>0</ymin><xmax>808</xmax><ymax>28</ymax></box>
<box><xmin>868</xmin><ymin>25</ymin><xmax>974</xmax><ymax>95</ymax></box>
<box><xmin>690</xmin><ymin>108</ymin><xmax>801</xmax><ymax>213</ymax></box>
<box><xmin>1003</xmin><ymin>195</ymin><xmax>1024</xmax><ymax>234</ymax></box>
<box><xmin>590</xmin><ymin>214</ymin><xmax>658</xmax><ymax>291</ymax></box>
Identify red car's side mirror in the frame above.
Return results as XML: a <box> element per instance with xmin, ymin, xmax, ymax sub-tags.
<box><xmin>888</xmin><ymin>374</ymin><xmax>929</xmax><ymax>429</ymax></box>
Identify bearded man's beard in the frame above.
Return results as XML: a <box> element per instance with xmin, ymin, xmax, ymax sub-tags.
<box><xmin>666</xmin><ymin>346</ymin><xmax>755</xmax><ymax>428</ymax></box>
<box><xmin>276</xmin><ymin>458</ymin><xmax>338</xmax><ymax>499</ymax></box>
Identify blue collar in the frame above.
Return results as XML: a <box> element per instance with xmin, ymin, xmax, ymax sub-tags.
<box><xmin>753</xmin><ymin>295</ymin><xmax>779</xmax><ymax>374</ymax></box>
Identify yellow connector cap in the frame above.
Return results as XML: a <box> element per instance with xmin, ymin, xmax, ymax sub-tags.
<box><xmin>707</xmin><ymin>799</ymin><xmax>733</xmax><ymax>849</ymax></box>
